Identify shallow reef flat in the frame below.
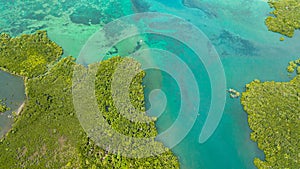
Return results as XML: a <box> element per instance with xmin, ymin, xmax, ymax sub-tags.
<box><xmin>241</xmin><ymin>59</ymin><xmax>300</xmax><ymax>168</ymax></box>
<box><xmin>0</xmin><ymin>0</ymin><xmax>132</xmax><ymax>36</ymax></box>
<box><xmin>0</xmin><ymin>31</ymin><xmax>179</xmax><ymax>168</ymax></box>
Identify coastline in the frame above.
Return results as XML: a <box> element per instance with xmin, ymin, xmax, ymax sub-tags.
<box><xmin>241</xmin><ymin>73</ymin><xmax>300</xmax><ymax>168</ymax></box>
<box><xmin>15</xmin><ymin>102</ymin><xmax>25</xmax><ymax>116</ymax></box>
<box><xmin>1</xmin><ymin>102</ymin><xmax>26</xmax><ymax>138</ymax></box>
<box><xmin>0</xmin><ymin>0</ymin><xmax>299</xmax><ymax>168</ymax></box>
<box><xmin>0</xmin><ymin>69</ymin><xmax>27</xmax><ymax>115</ymax></box>
<box><xmin>0</xmin><ymin>69</ymin><xmax>26</xmax><ymax>138</ymax></box>
<box><xmin>0</xmin><ymin>31</ymin><xmax>179</xmax><ymax>168</ymax></box>
<box><xmin>0</xmin><ymin>67</ymin><xmax>25</xmax><ymax>79</ymax></box>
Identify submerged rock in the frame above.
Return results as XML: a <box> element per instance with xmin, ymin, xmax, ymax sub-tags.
<box><xmin>69</xmin><ymin>5</ymin><xmax>102</xmax><ymax>25</ymax></box>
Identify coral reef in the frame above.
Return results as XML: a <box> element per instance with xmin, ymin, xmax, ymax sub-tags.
<box><xmin>0</xmin><ymin>0</ymin><xmax>131</xmax><ymax>36</ymax></box>
<box><xmin>214</xmin><ymin>30</ymin><xmax>257</xmax><ymax>56</ymax></box>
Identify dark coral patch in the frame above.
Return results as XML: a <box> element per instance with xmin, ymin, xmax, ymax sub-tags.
<box><xmin>69</xmin><ymin>5</ymin><xmax>102</xmax><ymax>25</ymax></box>
<box><xmin>213</xmin><ymin>30</ymin><xmax>257</xmax><ymax>56</ymax></box>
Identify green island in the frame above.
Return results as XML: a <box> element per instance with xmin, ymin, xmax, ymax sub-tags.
<box><xmin>265</xmin><ymin>0</ymin><xmax>300</xmax><ymax>38</ymax></box>
<box><xmin>241</xmin><ymin>59</ymin><xmax>300</xmax><ymax>168</ymax></box>
<box><xmin>0</xmin><ymin>31</ymin><xmax>179</xmax><ymax>168</ymax></box>
<box><xmin>0</xmin><ymin>99</ymin><xmax>10</xmax><ymax>113</ymax></box>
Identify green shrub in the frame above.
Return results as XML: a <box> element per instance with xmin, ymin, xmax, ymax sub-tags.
<box><xmin>0</xmin><ymin>99</ymin><xmax>9</xmax><ymax>113</ymax></box>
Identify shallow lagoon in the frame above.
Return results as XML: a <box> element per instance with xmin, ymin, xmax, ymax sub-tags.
<box><xmin>0</xmin><ymin>70</ymin><xmax>25</xmax><ymax>138</ymax></box>
<box><xmin>0</xmin><ymin>0</ymin><xmax>300</xmax><ymax>168</ymax></box>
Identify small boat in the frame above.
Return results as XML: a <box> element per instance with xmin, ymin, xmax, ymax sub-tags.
<box><xmin>227</xmin><ymin>88</ymin><xmax>240</xmax><ymax>98</ymax></box>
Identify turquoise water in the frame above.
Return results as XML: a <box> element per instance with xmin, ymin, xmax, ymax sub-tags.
<box><xmin>0</xmin><ymin>70</ymin><xmax>25</xmax><ymax>137</ymax></box>
<box><xmin>1</xmin><ymin>0</ymin><xmax>300</xmax><ymax>168</ymax></box>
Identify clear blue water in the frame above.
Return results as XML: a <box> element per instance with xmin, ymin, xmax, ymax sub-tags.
<box><xmin>1</xmin><ymin>0</ymin><xmax>300</xmax><ymax>168</ymax></box>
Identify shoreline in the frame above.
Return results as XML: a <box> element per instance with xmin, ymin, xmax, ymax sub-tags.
<box><xmin>0</xmin><ymin>69</ymin><xmax>28</xmax><ymax>115</ymax></box>
<box><xmin>0</xmin><ymin>101</ymin><xmax>26</xmax><ymax>139</ymax></box>
<box><xmin>15</xmin><ymin>102</ymin><xmax>25</xmax><ymax>116</ymax></box>
<box><xmin>0</xmin><ymin>71</ymin><xmax>26</xmax><ymax>138</ymax></box>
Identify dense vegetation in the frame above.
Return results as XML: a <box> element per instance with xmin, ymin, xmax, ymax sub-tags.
<box><xmin>0</xmin><ymin>32</ymin><xmax>179</xmax><ymax>168</ymax></box>
<box><xmin>241</xmin><ymin>59</ymin><xmax>300</xmax><ymax>168</ymax></box>
<box><xmin>265</xmin><ymin>0</ymin><xmax>300</xmax><ymax>38</ymax></box>
<box><xmin>0</xmin><ymin>31</ymin><xmax>62</xmax><ymax>77</ymax></box>
<box><xmin>95</xmin><ymin>57</ymin><xmax>157</xmax><ymax>138</ymax></box>
<box><xmin>0</xmin><ymin>99</ymin><xmax>9</xmax><ymax>113</ymax></box>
